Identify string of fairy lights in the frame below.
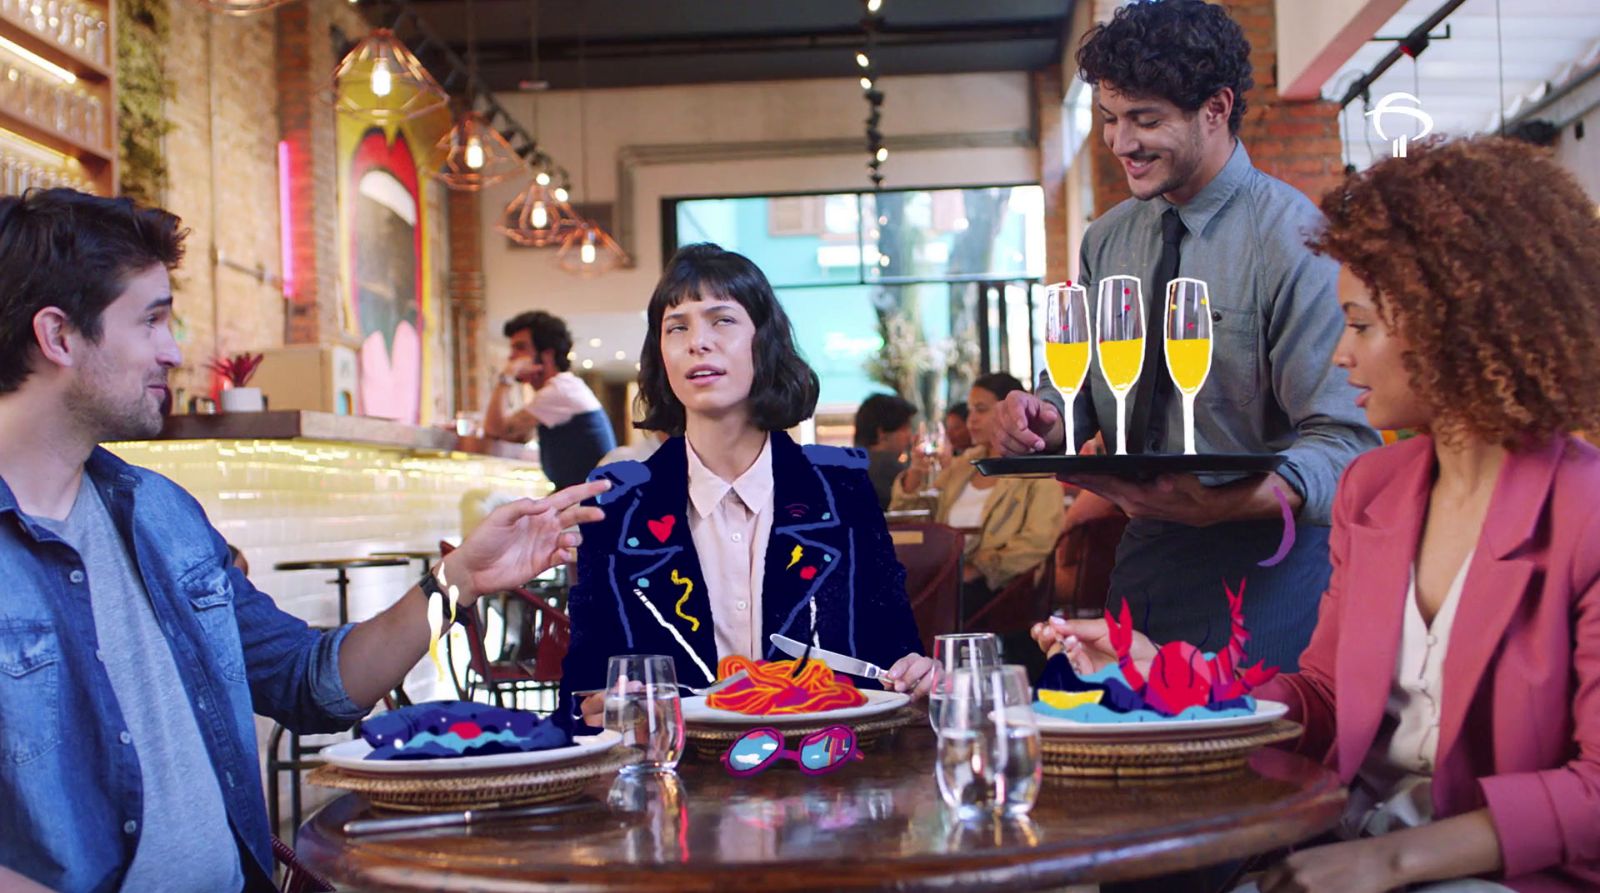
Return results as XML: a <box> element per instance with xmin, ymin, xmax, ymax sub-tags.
<box><xmin>858</xmin><ymin>0</ymin><xmax>886</xmax><ymax>189</ymax></box>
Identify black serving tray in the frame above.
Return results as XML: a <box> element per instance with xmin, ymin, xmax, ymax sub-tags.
<box><xmin>974</xmin><ymin>452</ymin><xmax>1286</xmax><ymax>480</ymax></box>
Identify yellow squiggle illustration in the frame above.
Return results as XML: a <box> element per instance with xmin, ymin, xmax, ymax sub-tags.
<box><xmin>671</xmin><ymin>569</ymin><xmax>701</xmax><ymax>631</ymax></box>
<box><xmin>787</xmin><ymin>545</ymin><xmax>803</xmax><ymax>569</ymax></box>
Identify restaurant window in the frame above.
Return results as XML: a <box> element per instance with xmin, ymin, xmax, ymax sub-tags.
<box><xmin>665</xmin><ymin>184</ymin><xmax>1045</xmax><ymax>420</ymax></box>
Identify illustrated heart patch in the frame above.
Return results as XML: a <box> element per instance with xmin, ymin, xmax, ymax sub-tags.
<box><xmin>647</xmin><ymin>515</ymin><xmax>676</xmax><ymax>544</ymax></box>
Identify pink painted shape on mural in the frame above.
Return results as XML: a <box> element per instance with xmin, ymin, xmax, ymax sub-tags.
<box><xmin>361</xmin><ymin>320</ymin><xmax>422</xmax><ymax>424</ymax></box>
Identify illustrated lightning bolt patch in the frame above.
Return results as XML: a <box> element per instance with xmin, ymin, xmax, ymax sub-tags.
<box><xmin>787</xmin><ymin>544</ymin><xmax>804</xmax><ymax>570</ymax></box>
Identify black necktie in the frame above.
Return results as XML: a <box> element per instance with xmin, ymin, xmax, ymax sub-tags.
<box><xmin>1126</xmin><ymin>208</ymin><xmax>1185</xmax><ymax>453</ymax></box>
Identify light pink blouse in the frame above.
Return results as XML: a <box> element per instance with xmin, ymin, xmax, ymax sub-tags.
<box><xmin>684</xmin><ymin>436</ymin><xmax>774</xmax><ymax>663</ymax></box>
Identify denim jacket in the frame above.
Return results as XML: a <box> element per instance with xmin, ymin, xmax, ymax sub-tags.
<box><xmin>0</xmin><ymin>448</ymin><xmax>366</xmax><ymax>893</ymax></box>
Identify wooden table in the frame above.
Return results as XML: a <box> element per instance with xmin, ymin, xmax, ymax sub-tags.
<box><xmin>297</xmin><ymin>726</ymin><xmax>1344</xmax><ymax>892</ymax></box>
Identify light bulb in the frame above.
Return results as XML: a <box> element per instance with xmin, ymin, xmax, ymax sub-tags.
<box><xmin>878</xmin><ymin>254</ymin><xmax>891</xmax><ymax>267</ymax></box>
<box><xmin>581</xmin><ymin>359</ymin><xmax>594</xmax><ymax>370</ymax></box>
<box><xmin>580</xmin><ymin>240</ymin><xmax>597</xmax><ymax>265</ymax></box>
<box><xmin>855</xmin><ymin>52</ymin><xmax>870</xmax><ymax>68</ymax></box>
<box><xmin>614</xmin><ymin>350</ymin><xmax>626</xmax><ymax>360</ymax></box>
<box><xmin>553</xmin><ymin>186</ymin><xmax>569</xmax><ymax>202</ymax></box>
<box><xmin>859</xmin><ymin>76</ymin><xmax>873</xmax><ymax>90</ymax></box>
<box><xmin>370</xmin><ymin>58</ymin><xmax>392</xmax><ymax>98</ymax></box>
<box><xmin>530</xmin><ymin>201</ymin><xmax>548</xmax><ymax>229</ymax></box>
<box><xmin>465</xmin><ymin>136</ymin><xmax>485</xmax><ymax>170</ymax></box>
<box><xmin>876</xmin><ymin>146</ymin><xmax>888</xmax><ymax>162</ymax></box>
<box><xmin>867</xmin><ymin>0</ymin><xmax>883</xmax><ymax>12</ymax></box>
<box><xmin>536</xmin><ymin>171</ymin><xmax>551</xmax><ymax>186</ymax></box>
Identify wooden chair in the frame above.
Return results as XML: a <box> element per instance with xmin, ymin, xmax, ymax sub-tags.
<box><xmin>1052</xmin><ymin>513</ymin><xmax>1130</xmax><ymax>618</ymax></box>
<box><xmin>888</xmin><ymin>523</ymin><xmax>966</xmax><ymax>653</ymax></box>
<box><xmin>273</xmin><ymin>835</ymin><xmax>334</xmax><ymax>892</ymax></box>
<box><xmin>965</xmin><ymin>530</ymin><xmax>1068</xmax><ymax>638</ymax></box>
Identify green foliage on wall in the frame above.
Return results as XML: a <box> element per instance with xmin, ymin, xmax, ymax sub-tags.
<box><xmin>115</xmin><ymin>0</ymin><xmax>174</xmax><ymax>204</ymax></box>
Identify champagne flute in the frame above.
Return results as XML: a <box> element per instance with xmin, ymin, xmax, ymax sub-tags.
<box><xmin>1095</xmin><ymin>275</ymin><xmax>1145</xmax><ymax>455</ymax></box>
<box><xmin>1164</xmin><ymin>277</ymin><xmax>1214</xmax><ymax>455</ymax></box>
<box><xmin>1043</xmin><ymin>282</ymin><xmax>1091</xmax><ymax>455</ymax></box>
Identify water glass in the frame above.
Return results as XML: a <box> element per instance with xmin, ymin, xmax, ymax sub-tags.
<box><xmin>604</xmin><ymin>654</ymin><xmax>684</xmax><ymax>773</ymax></box>
<box><xmin>928</xmin><ymin>632</ymin><xmax>1002</xmax><ymax>730</ymax></box>
<box><xmin>934</xmin><ymin>664</ymin><xmax>1042</xmax><ymax>821</ymax></box>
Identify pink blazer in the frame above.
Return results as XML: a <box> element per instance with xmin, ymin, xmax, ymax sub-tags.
<box><xmin>1260</xmin><ymin>434</ymin><xmax>1600</xmax><ymax>892</ymax></box>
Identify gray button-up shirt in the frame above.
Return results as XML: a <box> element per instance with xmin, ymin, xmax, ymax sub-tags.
<box><xmin>1070</xmin><ymin>141</ymin><xmax>1380</xmax><ymax>525</ymax></box>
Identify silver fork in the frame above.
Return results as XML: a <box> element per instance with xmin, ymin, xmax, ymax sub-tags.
<box><xmin>688</xmin><ymin>670</ymin><xmax>748</xmax><ymax>697</ymax></box>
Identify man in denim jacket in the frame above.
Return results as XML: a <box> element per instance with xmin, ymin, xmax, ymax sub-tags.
<box><xmin>0</xmin><ymin>189</ymin><xmax>607</xmax><ymax>893</ymax></box>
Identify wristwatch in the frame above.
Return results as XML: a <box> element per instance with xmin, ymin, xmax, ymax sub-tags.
<box><xmin>496</xmin><ymin>373</ymin><xmax>517</xmax><ymax>388</ymax></box>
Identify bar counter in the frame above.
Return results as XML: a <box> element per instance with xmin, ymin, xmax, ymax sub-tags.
<box><xmin>108</xmin><ymin>411</ymin><xmax>551</xmax><ymax>707</ymax></box>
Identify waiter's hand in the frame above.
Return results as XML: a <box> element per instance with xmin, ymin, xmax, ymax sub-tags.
<box><xmin>995</xmin><ymin>391</ymin><xmax>1065</xmax><ymax>455</ymax></box>
<box><xmin>1061</xmin><ymin>470</ymin><xmax>1301</xmax><ymax>528</ymax></box>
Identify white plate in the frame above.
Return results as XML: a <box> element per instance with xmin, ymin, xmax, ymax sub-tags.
<box><xmin>682</xmin><ymin>688</ymin><xmax>910</xmax><ymax>726</ymax></box>
<box><xmin>1030</xmin><ymin>699</ymin><xmax>1289</xmax><ymax>740</ymax></box>
<box><xmin>316</xmin><ymin>729</ymin><xmax>622</xmax><ymax>775</ymax></box>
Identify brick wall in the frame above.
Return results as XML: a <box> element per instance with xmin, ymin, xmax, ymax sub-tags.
<box><xmin>448</xmin><ymin>189</ymin><xmax>487</xmax><ymax>412</ymax></box>
<box><xmin>1035</xmin><ymin>67</ymin><xmax>1070</xmax><ymax>286</ymax></box>
<box><xmin>1088</xmin><ymin>0</ymin><xmax>1345</xmax><ymax>218</ymax></box>
<box><xmin>161</xmin><ymin>4</ymin><xmax>286</xmax><ymax>402</ymax></box>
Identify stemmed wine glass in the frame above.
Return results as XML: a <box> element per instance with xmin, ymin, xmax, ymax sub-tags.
<box><xmin>920</xmin><ymin>420</ymin><xmax>945</xmax><ymax>488</ymax></box>
<box><xmin>1095</xmin><ymin>275</ymin><xmax>1146</xmax><ymax>455</ymax></box>
<box><xmin>1043</xmin><ymin>282</ymin><xmax>1091</xmax><ymax>455</ymax></box>
<box><xmin>1164</xmin><ymin>277</ymin><xmax>1214</xmax><ymax>455</ymax></box>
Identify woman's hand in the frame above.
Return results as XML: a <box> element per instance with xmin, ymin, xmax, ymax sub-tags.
<box><xmin>1030</xmin><ymin>616</ymin><xmax>1156</xmax><ymax>677</ymax></box>
<box><xmin>883</xmin><ymin>653</ymin><xmax>939</xmax><ymax>699</ymax></box>
<box><xmin>443</xmin><ymin>479</ymin><xmax>609</xmax><ymax>605</ymax></box>
<box><xmin>1258</xmin><ymin>839</ymin><xmax>1403</xmax><ymax>893</ymax></box>
<box><xmin>579</xmin><ymin>692</ymin><xmax>606</xmax><ymax>728</ymax></box>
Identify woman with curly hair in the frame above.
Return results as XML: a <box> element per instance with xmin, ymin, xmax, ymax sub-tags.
<box><xmin>1039</xmin><ymin>137</ymin><xmax>1600</xmax><ymax>892</ymax></box>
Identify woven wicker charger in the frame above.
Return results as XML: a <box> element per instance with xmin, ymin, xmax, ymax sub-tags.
<box><xmin>1040</xmin><ymin>719</ymin><xmax>1302</xmax><ymax>779</ymax></box>
<box><xmin>685</xmin><ymin>707</ymin><xmax>921</xmax><ymax>761</ymax></box>
<box><xmin>306</xmin><ymin>747</ymin><xmax>638</xmax><ymax>812</ymax></box>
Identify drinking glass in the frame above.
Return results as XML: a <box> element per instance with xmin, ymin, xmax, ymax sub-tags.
<box><xmin>927</xmin><ymin>632</ymin><xmax>1001</xmax><ymax>731</ymax></box>
<box><xmin>1095</xmin><ymin>275</ymin><xmax>1146</xmax><ymax>455</ymax></box>
<box><xmin>934</xmin><ymin>665</ymin><xmax>1042</xmax><ymax>821</ymax></box>
<box><xmin>604</xmin><ymin>654</ymin><xmax>684</xmax><ymax>773</ymax></box>
<box><xmin>1043</xmin><ymin>281</ymin><xmax>1091</xmax><ymax>455</ymax></box>
<box><xmin>1164</xmin><ymin>277</ymin><xmax>1214</xmax><ymax>455</ymax></box>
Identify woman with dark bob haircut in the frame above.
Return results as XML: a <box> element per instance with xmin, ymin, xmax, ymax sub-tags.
<box><xmin>559</xmin><ymin>244</ymin><xmax>935</xmax><ymax>727</ymax></box>
<box><xmin>1039</xmin><ymin>137</ymin><xmax>1600</xmax><ymax>892</ymax></box>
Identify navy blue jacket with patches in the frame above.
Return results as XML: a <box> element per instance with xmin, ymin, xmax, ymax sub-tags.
<box><xmin>558</xmin><ymin>432</ymin><xmax>924</xmax><ymax>718</ymax></box>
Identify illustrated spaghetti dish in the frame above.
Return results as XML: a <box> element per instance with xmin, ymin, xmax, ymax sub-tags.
<box><xmin>705</xmin><ymin>656</ymin><xmax>868</xmax><ymax>715</ymax></box>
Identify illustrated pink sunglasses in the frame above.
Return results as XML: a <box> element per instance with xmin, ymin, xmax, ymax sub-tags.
<box><xmin>720</xmin><ymin>725</ymin><xmax>863</xmax><ymax>777</ymax></box>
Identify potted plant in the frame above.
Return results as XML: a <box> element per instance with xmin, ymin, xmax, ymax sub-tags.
<box><xmin>209</xmin><ymin>352</ymin><xmax>265</xmax><ymax>412</ymax></box>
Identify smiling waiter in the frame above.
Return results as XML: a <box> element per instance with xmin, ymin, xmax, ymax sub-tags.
<box><xmin>995</xmin><ymin>0</ymin><xmax>1378</xmax><ymax>670</ymax></box>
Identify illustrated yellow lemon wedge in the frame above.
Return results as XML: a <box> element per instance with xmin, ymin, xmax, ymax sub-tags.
<box><xmin>1038</xmin><ymin>689</ymin><xmax>1103</xmax><ymax>710</ymax></box>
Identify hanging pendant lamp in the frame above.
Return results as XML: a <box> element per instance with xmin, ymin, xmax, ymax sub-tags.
<box><xmin>328</xmin><ymin>29</ymin><xmax>449</xmax><ymax>123</ymax></box>
<box><xmin>430</xmin><ymin>111</ymin><xmax>522</xmax><ymax>190</ymax></box>
<box><xmin>558</xmin><ymin>219</ymin><xmax>629</xmax><ymax>277</ymax></box>
<box><xmin>557</xmin><ymin>17</ymin><xmax>628</xmax><ymax>276</ymax></box>
<box><xmin>499</xmin><ymin>179</ymin><xmax>581</xmax><ymax>246</ymax></box>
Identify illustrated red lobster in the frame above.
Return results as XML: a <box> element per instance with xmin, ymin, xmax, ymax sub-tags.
<box><xmin>1104</xmin><ymin>578</ymin><xmax>1279</xmax><ymax>716</ymax></box>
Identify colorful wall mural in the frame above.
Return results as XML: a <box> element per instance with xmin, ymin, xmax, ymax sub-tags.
<box><xmin>336</xmin><ymin>105</ymin><xmax>450</xmax><ymax>425</ymax></box>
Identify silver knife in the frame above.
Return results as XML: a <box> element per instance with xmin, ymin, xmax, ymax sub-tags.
<box><xmin>769</xmin><ymin>634</ymin><xmax>887</xmax><ymax>680</ymax></box>
<box><xmin>343</xmin><ymin>799</ymin><xmax>601</xmax><ymax>836</ymax></box>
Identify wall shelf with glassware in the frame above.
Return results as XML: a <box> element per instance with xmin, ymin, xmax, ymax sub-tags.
<box><xmin>0</xmin><ymin>0</ymin><xmax>114</xmax><ymax>196</ymax></box>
